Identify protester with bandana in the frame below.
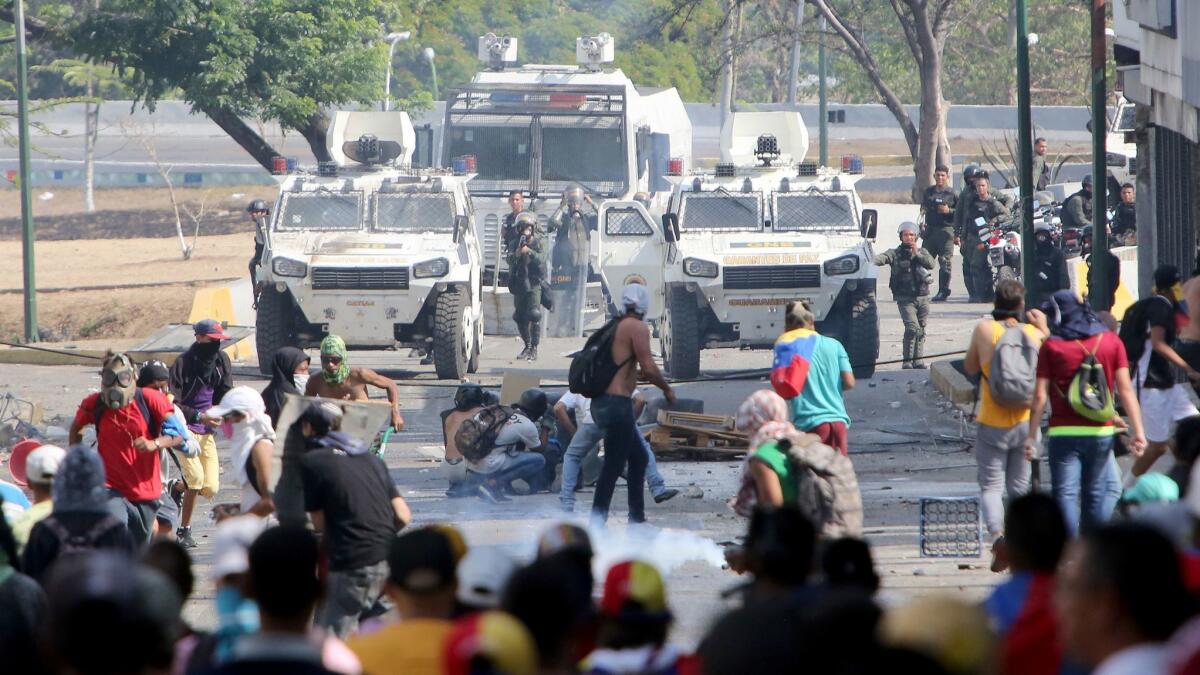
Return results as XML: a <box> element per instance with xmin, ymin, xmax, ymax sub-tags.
<box><xmin>169</xmin><ymin>319</ymin><xmax>234</xmax><ymax>548</ymax></box>
<box><xmin>22</xmin><ymin>445</ymin><xmax>137</xmax><ymax>582</ymax></box>
<box><xmin>304</xmin><ymin>335</ymin><xmax>404</xmax><ymax>433</ymax></box>
<box><xmin>205</xmin><ymin>387</ymin><xmax>277</xmax><ymax>518</ymax></box>
<box><xmin>68</xmin><ymin>352</ymin><xmax>181</xmax><ymax>544</ymax></box>
<box><xmin>298</xmin><ymin>401</ymin><xmax>412</xmax><ymax>638</ymax></box>
<box><xmin>1026</xmin><ymin>291</ymin><xmax>1147</xmax><ymax>535</ymax></box>
<box><xmin>1118</xmin><ymin>265</ymin><xmax>1200</xmax><ymax>484</ymax></box>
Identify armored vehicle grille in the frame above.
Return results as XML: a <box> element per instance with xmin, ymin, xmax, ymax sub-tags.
<box><xmin>722</xmin><ymin>264</ymin><xmax>820</xmax><ymax>290</ymax></box>
<box><xmin>312</xmin><ymin>267</ymin><xmax>409</xmax><ymax>290</ymax></box>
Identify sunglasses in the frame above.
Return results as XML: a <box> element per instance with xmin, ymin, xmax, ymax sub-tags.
<box><xmin>321</xmin><ymin>355</ymin><xmax>343</xmax><ymax>365</ymax></box>
<box><xmin>101</xmin><ymin>370</ymin><xmax>133</xmax><ymax>387</ymax></box>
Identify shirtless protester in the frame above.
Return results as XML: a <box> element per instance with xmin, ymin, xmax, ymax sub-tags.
<box><xmin>590</xmin><ymin>283</ymin><xmax>676</xmax><ymax>526</ymax></box>
<box><xmin>305</xmin><ymin>335</ymin><xmax>405</xmax><ymax>432</ymax></box>
<box><xmin>441</xmin><ymin>384</ymin><xmax>490</xmax><ymax>497</ymax></box>
<box><xmin>1176</xmin><ymin>265</ymin><xmax>1200</xmax><ymax>396</ymax></box>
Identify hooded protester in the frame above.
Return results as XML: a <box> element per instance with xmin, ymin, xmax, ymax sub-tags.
<box><xmin>170</xmin><ymin>319</ymin><xmax>234</xmax><ymax>548</ymax></box>
<box><xmin>262</xmin><ymin>346</ymin><xmax>311</xmax><ymax>426</ymax></box>
<box><xmin>305</xmin><ymin>335</ymin><xmax>404</xmax><ymax>433</ymax></box>
<box><xmin>206</xmin><ymin>387</ymin><xmax>277</xmax><ymax>518</ymax></box>
<box><xmin>22</xmin><ymin>445</ymin><xmax>136</xmax><ymax>583</ymax></box>
<box><xmin>298</xmin><ymin>401</ymin><xmax>412</xmax><ymax>638</ymax></box>
<box><xmin>731</xmin><ymin>390</ymin><xmax>863</xmax><ymax>539</ymax></box>
<box><xmin>0</xmin><ymin>499</ymin><xmax>47</xmax><ymax>675</ymax></box>
<box><xmin>138</xmin><ymin>360</ymin><xmax>200</xmax><ymax>538</ymax></box>
<box><xmin>68</xmin><ymin>352</ymin><xmax>180</xmax><ymax>545</ymax></box>
<box><xmin>1028</xmin><ymin>291</ymin><xmax>1147</xmax><ymax>535</ymax></box>
<box><xmin>1028</xmin><ymin>222</ymin><xmax>1069</xmax><ymax>309</ymax></box>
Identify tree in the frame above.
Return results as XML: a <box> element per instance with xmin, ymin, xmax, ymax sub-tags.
<box><xmin>805</xmin><ymin>0</ymin><xmax>956</xmax><ymax>201</ymax></box>
<box><xmin>34</xmin><ymin>57</ymin><xmax>128</xmax><ymax>212</ymax></box>
<box><xmin>64</xmin><ymin>0</ymin><xmax>396</xmax><ymax>171</ymax></box>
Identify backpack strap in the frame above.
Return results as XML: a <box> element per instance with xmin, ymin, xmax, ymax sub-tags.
<box><xmin>92</xmin><ymin>389</ymin><xmax>162</xmax><ymax>439</ymax></box>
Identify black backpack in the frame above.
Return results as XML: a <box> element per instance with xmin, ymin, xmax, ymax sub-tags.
<box><xmin>94</xmin><ymin>388</ymin><xmax>162</xmax><ymax>438</ymax></box>
<box><xmin>42</xmin><ymin>514</ymin><xmax>124</xmax><ymax>555</ymax></box>
<box><xmin>568</xmin><ymin>317</ymin><xmax>635</xmax><ymax>397</ymax></box>
<box><xmin>454</xmin><ymin>404</ymin><xmax>516</xmax><ymax>462</ymax></box>
<box><xmin>1117</xmin><ymin>296</ymin><xmax>1172</xmax><ymax>376</ymax></box>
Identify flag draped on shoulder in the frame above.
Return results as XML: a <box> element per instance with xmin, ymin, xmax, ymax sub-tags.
<box><xmin>771</xmin><ymin>328</ymin><xmax>820</xmax><ymax>400</ymax></box>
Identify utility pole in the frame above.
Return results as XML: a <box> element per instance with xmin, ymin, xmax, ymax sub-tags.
<box><xmin>818</xmin><ymin>15</ymin><xmax>828</xmax><ymax>167</ymax></box>
<box><xmin>786</xmin><ymin>1</ymin><xmax>804</xmax><ymax>104</ymax></box>
<box><xmin>1089</xmin><ymin>0</ymin><xmax>1109</xmax><ymax>312</ymax></box>
<box><xmin>1015</xmin><ymin>0</ymin><xmax>1036</xmax><ymax>304</ymax></box>
<box><xmin>15</xmin><ymin>0</ymin><xmax>38</xmax><ymax>342</ymax></box>
<box><xmin>718</xmin><ymin>0</ymin><xmax>735</xmax><ymax>130</ymax></box>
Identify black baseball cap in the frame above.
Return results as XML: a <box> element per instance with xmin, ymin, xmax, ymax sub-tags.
<box><xmin>388</xmin><ymin>527</ymin><xmax>457</xmax><ymax>594</ymax></box>
<box><xmin>1154</xmin><ymin>264</ymin><xmax>1181</xmax><ymax>289</ymax></box>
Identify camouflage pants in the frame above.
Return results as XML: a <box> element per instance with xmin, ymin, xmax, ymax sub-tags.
<box><xmin>921</xmin><ymin>227</ymin><xmax>955</xmax><ymax>276</ymax></box>
<box><xmin>896</xmin><ymin>296</ymin><xmax>929</xmax><ymax>366</ymax></box>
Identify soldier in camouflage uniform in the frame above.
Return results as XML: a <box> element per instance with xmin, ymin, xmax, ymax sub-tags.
<box><xmin>959</xmin><ymin>174</ymin><xmax>1011</xmax><ymax>303</ymax></box>
<box><xmin>549</xmin><ymin>185</ymin><xmax>596</xmax><ymax>337</ymax></box>
<box><xmin>920</xmin><ymin>165</ymin><xmax>958</xmax><ymax>302</ymax></box>
<box><xmin>955</xmin><ymin>165</ymin><xmax>986</xmax><ymax>301</ymax></box>
<box><xmin>874</xmin><ymin>221</ymin><xmax>936</xmax><ymax>369</ymax></box>
<box><xmin>505</xmin><ymin>211</ymin><xmax>547</xmax><ymax>361</ymax></box>
<box><xmin>1061</xmin><ymin>174</ymin><xmax>1094</xmax><ymax>232</ymax></box>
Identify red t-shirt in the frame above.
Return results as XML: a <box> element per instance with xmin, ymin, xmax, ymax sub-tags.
<box><xmin>73</xmin><ymin>388</ymin><xmax>173</xmax><ymax>502</ymax></box>
<box><xmin>1036</xmin><ymin>332</ymin><xmax>1128</xmax><ymax>429</ymax></box>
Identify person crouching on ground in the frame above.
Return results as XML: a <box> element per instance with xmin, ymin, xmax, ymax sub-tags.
<box><xmin>873</xmin><ymin>221</ymin><xmax>936</xmax><ymax>369</ymax></box>
<box><xmin>442</xmin><ymin>384</ymin><xmax>491</xmax><ymax>498</ymax></box>
<box><xmin>299</xmin><ymin>401</ymin><xmax>412</xmax><ymax>638</ymax></box>
<box><xmin>465</xmin><ymin>388</ymin><xmax>548</xmax><ymax>504</ymax></box>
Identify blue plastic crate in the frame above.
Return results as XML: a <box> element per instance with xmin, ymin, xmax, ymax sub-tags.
<box><xmin>919</xmin><ymin>496</ymin><xmax>982</xmax><ymax>558</ymax></box>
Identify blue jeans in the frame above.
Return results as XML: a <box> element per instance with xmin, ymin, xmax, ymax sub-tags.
<box><xmin>467</xmin><ymin>452</ymin><xmax>546</xmax><ymax>490</ymax></box>
<box><xmin>591</xmin><ymin>395</ymin><xmax>647</xmax><ymax>523</ymax></box>
<box><xmin>559</xmin><ymin>422</ymin><xmax>667</xmax><ymax>510</ymax></box>
<box><xmin>1047</xmin><ymin>434</ymin><xmax>1122</xmax><ymax>536</ymax></box>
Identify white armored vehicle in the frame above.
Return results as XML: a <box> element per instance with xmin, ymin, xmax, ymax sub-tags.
<box><xmin>441</xmin><ymin>32</ymin><xmax>692</xmax><ymax>336</ymax></box>
<box><xmin>255</xmin><ymin>111</ymin><xmax>484</xmax><ymax>379</ymax></box>
<box><xmin>592</xmin><ymin>112</ymin><xmax>880</xmax><ymax>379</ymax></box>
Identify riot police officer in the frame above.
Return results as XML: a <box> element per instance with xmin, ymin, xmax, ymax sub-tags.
<box><xmin>549</xmin><ymin>185</ymin><xmax>596</xmax><ymax>337</ymax></box>
<box><xmin>1028</xmin><ymin>221</ymin><xmax>1070</xmax><ymax>309</ymax></box>
<box><xmin>247</xmin><ymin>199</ymin><xmax>270</xmax><ymax>289</ymax></box>
<box><xmin>1062</xmin><ymin>174</ymin><xmax>1093</xmax><ymax>231</ymax></box>
<box><xmin>874</xmin><ymin>221</ymin><xmax>936</xmax><ymax>369</ymax></box>
<box><xmin>505</xmin><ymin>212</ymin><xmax>547</xmax><ymax>361</ymax></box>
<box><xmin>501</xmin><ymin>190</ymin><xmax>527</xmax><ymax>247</ymax></box>
<box><xmin>955</xmin><ymin>164</ymin><xmax>985</xmax><ymax>301</ymax></box>
<box><xmin>960</xmin><ymin>174</ymin><xmax>1011</xmax><ymax>303</ymax></box>
<box><xmin>921</xmin><ymin>165</ymin><xmax>958</xmax><ymax>302</ymax></box>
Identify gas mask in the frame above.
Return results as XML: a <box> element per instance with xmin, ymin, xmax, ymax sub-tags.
<box><xmin>564</xmin><ymin>187</ymin><xmax>585</xmax><ymax>215</ymax></box>
<box><xmin>100</xmin><ymin>354</ymin><xmax>137</xmax><ymax>410</ymax></box>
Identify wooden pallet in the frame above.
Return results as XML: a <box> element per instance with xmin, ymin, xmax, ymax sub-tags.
<box><xmin>647</xmin><ymin>410</ymin><xmax>749</xmax><ymax>461</ymax></box>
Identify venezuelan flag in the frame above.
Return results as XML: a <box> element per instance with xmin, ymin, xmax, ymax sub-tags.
<box><xmin>771</xmin><ymin>328</ymin><xmax>820</xmax><ymax>400</ymax></box>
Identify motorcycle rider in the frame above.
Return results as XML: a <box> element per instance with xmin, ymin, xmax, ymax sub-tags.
<box><xmin>549</xmin><ymin>185</ymin><xmax>596</xmax><ymax>337</ymax></box>
<box><xmin>1061</xmin><ymin>175</ymin><xmax>1093</xmax><ymax>231</ymax></box>
<box><xmin>874</xmin><ymin>222</ymin><xmax>936</xmax><ymax>369</ymax></box>
<box><xmin>960</xmin><ymin>173</ymin><xmax>1011</xmax><ymax>303</ymax></box>
<box><xmin>1028</xmin><ymin>222</ymin><xmax>1070</xmax><ymax>309</ymax></box>
<box><xmin>505</xmin><ymin>211</ymin><xmax>547</xmax><ymax>361</ymax></box>
<box><xmin>920</xmin><ymin>165</ymin><xmax>958</xmax><ymax>302</ymax></box>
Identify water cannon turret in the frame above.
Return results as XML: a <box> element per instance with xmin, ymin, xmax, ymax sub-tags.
<box><xmin>478</xmin><ymin>33</ymin><xmax>518</xmax><ymax>70</ymax></box>
<box><xmin>325</xmin><ymin>111</ymin><xmax>415</xmax><ymax>168</ymax></box>
<box><xmin>720</xmin><ymin>111</ymin><xmax>809</xmax><ymax>168</ymax></box>
<box><xmin>576</xmin><ymin>33</ymin><xmax>614</xmax><ymax>72</ymax></box>
<box><xmin>754</xmin><ymin>134</ymin><xmax>781</xmax><ymax>167</ymax></box>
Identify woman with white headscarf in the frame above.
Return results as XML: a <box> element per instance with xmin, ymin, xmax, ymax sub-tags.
<box><xmin>205</xmin><ymin>387</ymin><xmax>276</xmax><ymax>517</ymax></box>
<box><xmin>732</xmin><ymin>389</ymin><xmax>863</xmax><ymax>538</ymax></box>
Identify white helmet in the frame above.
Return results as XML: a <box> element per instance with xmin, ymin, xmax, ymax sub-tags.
<box><xmin>898</xmin><ymin>221</ymin><xmax>919</xmax><ymax>236</ymax></box>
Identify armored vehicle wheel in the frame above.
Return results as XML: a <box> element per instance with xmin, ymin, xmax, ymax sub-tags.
<box><xmin>847</xmin><ymin>291</ymin><xmax>879</xmax><ymax>379</ymax></box>
<box><xmin>662</xmin><ymin>287</ymin><xmax>701</xmax><ymax>380</ymax></box>
<box><xmin>256</xmin><ymin>286</ymin><xmax>299</xmax><ymax>375</ymax></box>
<box><xmin>434</xmin><ymin>289</ymin><xmax>469</xmax><ymax>380</ymax></box>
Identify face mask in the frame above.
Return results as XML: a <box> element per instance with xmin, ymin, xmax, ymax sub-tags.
<box><xmin>196</xmin><ymin>340</ymin><xmax>221</xmax><ymax>357</ymax></box>
<box><xmin>293</xmin><ymin>372</ymin><xmax>309</xmax><ymax>392</ymax></box>
<box><xmin>100</xmin><ymin>356</ymin><xmax>137</xmax><ymax>410</ymax></box>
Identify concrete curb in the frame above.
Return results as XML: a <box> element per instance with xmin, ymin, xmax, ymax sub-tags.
<box><xmin>930</xmin><ymin>360</ymin><xmax>977</xmax><ymax>406</ymax></box>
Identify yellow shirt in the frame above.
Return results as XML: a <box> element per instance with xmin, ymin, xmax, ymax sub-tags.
<box><xmin>10</xmin><ymin>499</ymin><xmax>52</xmax><ymax>553</ymax></box>
<box><xmin>347</xmin><ymin>618</ymin><xmax>453</xmax><ymax>675</ymax></box>
<box><xmin>977</xmin><ymin>320</ymin><xmax>1040</xmax><ymax>428</ymax></box>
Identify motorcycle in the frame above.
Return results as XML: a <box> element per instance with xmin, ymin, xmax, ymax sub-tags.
<box><xmin>975</xmin><ymin>216</ymin><xmax>1022</xmax><ymax>286</ymax></box>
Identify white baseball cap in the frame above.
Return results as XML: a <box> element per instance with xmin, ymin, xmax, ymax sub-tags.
<box><xmin>211</xmin><ymin>515</ymin><xmax>267</xmax><ymax>579</ymax></box>
<box><xmin>456</xmin><ymin>547</ymin><xmax>518</xmax><ymax>609</ymax></box>
<box><xmin>26</xmin><ymin>445</ymin><xmax>66</xmax><ymax>485</ymax></box>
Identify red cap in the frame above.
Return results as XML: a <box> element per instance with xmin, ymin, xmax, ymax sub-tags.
<box><xmin>193</xmin><ymin>319</ymin><xmax>230</xmax><ymax>341</ymax></box>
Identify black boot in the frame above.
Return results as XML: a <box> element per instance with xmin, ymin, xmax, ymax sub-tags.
<box><xmin>933</xmin><ymin>271</ymin><xmax>952</xmax><ymax>302</ymax></box>
<box><xmin>516</xmin><ymin>321</ymin><xmax>531</xmax><ymax>359</ymax></box>
<box><xmin>526</xmin><ymin>320</ymin><xmax>541</xmax><ymax>361</ymax></box>
<box><xmin>527</xmin><ymin>345</ymin><xmax>538</xmax><ymax>361</ymax></box>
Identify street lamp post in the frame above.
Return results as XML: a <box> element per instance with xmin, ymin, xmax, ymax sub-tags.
<box><xmin>382</xmin><ymin>31</ymin><xmax>411</xmax><ymax>112</ymax></box>
<box><xmin>424</xmin><ymin>47</ymin><xmax>439</xmax><ymax>102</ymax></box>
<box><xmin>15</xmin><ymin>0</ymin><xmax>38</xmax><ymax>342</ymax></box>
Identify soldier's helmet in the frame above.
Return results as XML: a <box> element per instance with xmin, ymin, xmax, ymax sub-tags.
<box><xmin>563</xmin><ymin>185</ymin><xmax>585</xmax><ymax>210</ymax></box>
<box><xmin>514</xmin><ymin>212</ymin><xmax>538</xmax><ymax>231</ymax></box>
<box><xmin>963</xmin><ymin>164</ymin><xmax>983</xmax><ymax>182</ymax></box>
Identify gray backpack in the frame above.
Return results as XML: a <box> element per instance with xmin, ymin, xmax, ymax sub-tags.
<box><xmin>986</xmin><ymin>324</ymin><xmax>1039</xmax><ymax>409</ymax></box>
